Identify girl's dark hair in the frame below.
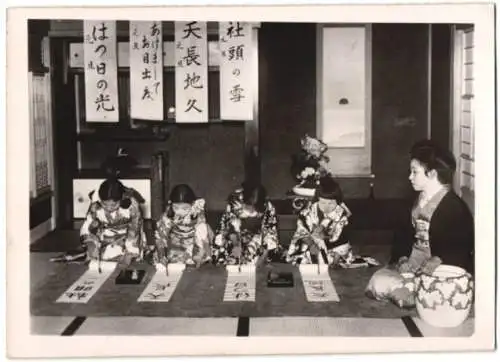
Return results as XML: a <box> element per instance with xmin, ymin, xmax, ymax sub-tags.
<box><xmin>98</xmin><ymin>178</ymin><xmax>125</xmax><ymax>202</ymax></box>
<box><xmin>166</xmin><ymin>184</ymin><xmax>197</xmax><ymax>218</ymax></box>
<box><xmin>410</xmin><ymin>139</ymin><xmax>456</xmax><ymax>185</ymax></box>
<box><xmin>315</xmin><ymin>176</ymin><xmax>343</xmax><ymax>203</ymax></box>
<box><xmin>241</xmin><ymin>181</ymin><xmax>267</xmax><ymax>213</ymax></box>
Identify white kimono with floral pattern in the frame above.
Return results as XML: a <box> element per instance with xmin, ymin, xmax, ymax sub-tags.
<box><xmin>153</xmin><ymin>198</ymin><xmax>213</xmax><ymax>266</ymax></box>
<box><xmin>80</xmin><ymin>189</ymin><xmax>146</xmax><ymax>262</ymax></box>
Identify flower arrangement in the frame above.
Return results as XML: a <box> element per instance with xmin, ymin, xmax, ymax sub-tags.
<box><xmin>291</xmin><ymin>134</ymin><xmax>331</xmax><ymax>191</ymax></box>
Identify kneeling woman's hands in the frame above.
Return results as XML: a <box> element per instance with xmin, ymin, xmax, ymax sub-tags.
<box><xmin>420</xmin><ymin>256</ymin><xmax>442</xmax><ymax>275</ymax></box>
<box><xmin>396</xmin><ymin>257</ymin><xmax>413</xmax><ymax>274</ymax></box>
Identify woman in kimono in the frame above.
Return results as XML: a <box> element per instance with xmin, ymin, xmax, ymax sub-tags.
<box><xmin>286</xmin><ymin>175</ymin><xmax>361</xmax><ymax>267</ymax></box>
<box><xmin>72</xmin><ymin>178</ymin><xmax>146</xmax><ymax>271</ymax></box>
<box><xmin>212</xmin><ymin>181</ymin><xmax>282</xmax><ymax>266</ymax></box>
<box><xmin>366</xmin><ymin>140</ymin><xmax>474</xmax><ymax>307</ymax></box>
<box><xmin>153</xmin><ymin>184</ymin><xmax>213</xmax><ymax>271</ymax></box>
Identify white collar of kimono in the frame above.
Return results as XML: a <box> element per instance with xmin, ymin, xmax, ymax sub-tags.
<box><xmin>420</xmin><ymin>182</ymin><xmax>448</xmax><ymax>206</ymax></box>
<box><xmin>316</xmin><ymin>202</ymin><xmax>345</xmax><ymax>220</ymax></box>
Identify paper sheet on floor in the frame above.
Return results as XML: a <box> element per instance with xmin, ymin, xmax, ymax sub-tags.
<box><xmin>137</xmin><ymin>264</ymin><xmax>185</xmax><ymax>302</ymax></box>
<box><xmin>223</xmin><ymin>265</ymin><xmax>256</xmax><ymax>302</ymax></box>
<box><xmin>56</xmin><ymin>261</ymin><xmax>117</xmax><ymax>304</ymax></box>
<box><xmin>299</xmin><ymin>262</ymin><xmax>340</xmax><ymax>302</ymax></box>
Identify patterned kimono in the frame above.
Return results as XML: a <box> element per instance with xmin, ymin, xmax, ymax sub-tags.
<box><xmin>366</xmin><ymin>185</ymin><xmax>467</xmax><ymax>307</ymax></box>
<box><xmin>153</xmin><ymin>198</ymin><xmax>213</xmax><ymax>266</ymax></box>
<box><xmin>212</xmin><ymin>189</ymin><xmax>280</xmax><ymax>265</ymax></box>
<box><xmin>404</xmin><ymin>186</ymin><xmax>450</xmax><ymax>272</ymax></box>
<box><xmin>286</xmin><ymin>201</ymin><xmax>355</xmax><ymax>266</ymax></box>
<box><xmin>80</xmin><ymin>188</ymin><xmax>146</xmax><ymax>262</ymax></box>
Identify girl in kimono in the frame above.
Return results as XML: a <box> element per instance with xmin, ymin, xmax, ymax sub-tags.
<box><xmin>212</xmin><ymin>181</ymin><xmax>281</xmax><ymax>266</ymax></box>
<box><xmin>51</xmin><ymin>150</ymin><xmax>146</xmax><ymax>265</ymax></box>
<box><xmin>153</xmin><ymin>184</ymin><xmax>213</xmax><ymax>271</ymax></box>
<box><xmin>286</xmin><ymin>175</ymin><xmax>360</xmax><ymax>267</ymax></box>
<box><xmin>365</xmin><ymin>140</ymin><xmax>474</xmax><ymax>307</ymax></box>
<box><xmin>77</xmin><ymin>178</ymin><xmax>146</xmax><ymax>271</ymax></box>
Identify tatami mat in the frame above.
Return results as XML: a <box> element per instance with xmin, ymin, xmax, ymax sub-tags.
<box><xmin>249</xmin><ymin>317</ymin><xmax>411</xmax><ymax>336</ymax></box>
<box><xmin>31</xmin><ymin>316</ymin><xmax>76</xmax><ymax>335</ymax></box>
<box><xmin>30</xmin><ymin>252</ymin><xmax>66</xmax><ymax>294</ymax></box>
<box><xmin>31</xmin><ymin>261</ymin><xmax>416</xmax><ymax>319</ymax></box>
<box><xmin>412</xmin><ymin>317</ymin><xmax>474</xmax><ymax>337</ymax></box>
<box><xmin>75</xmin><ymin>317</ymin><xmax>238</xmax><ymax>335</ymax></box>
<box><xmin>30</xmin><ymin>315</ymin><xmax>475</xmax><ymax>337</ymax></box>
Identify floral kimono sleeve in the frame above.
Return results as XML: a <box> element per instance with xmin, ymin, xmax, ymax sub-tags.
<box><xmin>287</xmin><ymin>208</ymin><xmax>314</xmax><ymax>257</ymax></box>
<box><xmin>125</xmin><ymin>197</ymin><xmax>144</xmax><ymax>248</ymax></box>
<box><xmin>191</xmin><ymin>198</ymin><xmax>208</xmax><ymax>225</ymax></box>
<box><xmin>261</xmin><ymin>201</ymin><xmax>279</xmax><ymax>250</ymax></box>
<box><xmin>80</xmin><ymin>202</ymin><xmax>101</xmax><ymax>246</ymax></box>
<box><xmin>214</xmin><ymin>202</ymin><xmax>234</xmax><ymax>247</ymax></box>
<box><xmin>153</xmin><ymin>214</ymin><xmax>173</xmax><ymax>265</ymax></box>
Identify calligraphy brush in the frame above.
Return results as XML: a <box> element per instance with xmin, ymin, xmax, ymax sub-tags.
<box><xmin>317</xmin><ymin>254</ymin><xmax>320</xmax><ymax>275</ymax></box>
<box><xmin>165</xmin><ymin>253</ymin><xmax>169</xmax><ymax>277</ymax></box>
<box><xmin>98</xmin><ymin>243</ymin><xmax>102</xmax><ymax>274</ymax></box>
<box><xmin>237</xmin><ymin>247</ymin><xmax>242</xmax><ymax>273</ymax></box>
<box><xmin>320</xmin><ymin>249</ymin><xmax>328</xmax><ymax>267</ymax></box>
<box><xmin>232</xmin><ymin>237</ymin><xmax>242</xmax><ymax>273</ymax></box>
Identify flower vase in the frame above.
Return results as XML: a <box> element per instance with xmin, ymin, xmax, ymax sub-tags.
<box><xmin>415</xmin><ymin>265</ymin><xmax>474</xmax><ymax>328</ymax></box>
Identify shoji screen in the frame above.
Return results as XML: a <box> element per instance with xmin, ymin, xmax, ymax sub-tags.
<box><xmin>452</xmin><ymin>26</ymin><xmax>475</xmax><ymax>213</ymax></box>
<box><xmin>29</xmin><ymin>71</ymin><xmax>53</xmax><ymax>199</ymax></box>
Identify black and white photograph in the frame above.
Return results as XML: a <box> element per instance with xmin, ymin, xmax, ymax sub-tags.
<box><xmin>5</xmin><ymin>1</ymin><xmax>496</xmax><ymax>358</ymax></box>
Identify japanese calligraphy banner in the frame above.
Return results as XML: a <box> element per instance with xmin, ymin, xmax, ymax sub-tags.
<box><xmin>299</xmin><ymin>264</ymin><xmax>340</xmax><ymax>302</ymax></box>
<box><xmin>224</xmin><ymin>265</ymin><xmax>256</xmax><ymax>302</ymax></box>
<box><xmin>56</xmin><ymin>261</ymin><xmax>116</xmax><ymax>304</ymax></box>
<box><xmin>137</xmin><ymin>264</ymin><xmax>185</xmax><ymax>302</ymax></box>
<box><xmin>174</xmin><ymin>21</ymin><xmax>208</xmax><ymax>123</ymax></box>
<box><xmin>219</xmin><ymin>22</ymin><xmax>254</xmax><ymax>121</ymax></box>
<box><xmin>130</xmin><ymin>21</ymin><xmax>164</xmax><ymax>121</ymax></box>
<box><xmin>83</xmin><ymin>21</ymin><xmax>119</xmax><ymax>123</ymax></box>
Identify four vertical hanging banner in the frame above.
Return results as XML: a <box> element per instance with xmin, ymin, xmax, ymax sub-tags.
<box><xmin>83</xmin><ymin>20</ymin><xmax>120</xmax><ymax>123</ymax></box>
<box><xmin>129</xmin><ymin>21</ymin><xmax>164</xmax><ymax>121</ymax></box>
<box><xmin>174</xmin><ymin>21</ymin><xmax>209</xmax><ymax>123</ymax></box>
<box><xmin>219</xmin><ymin>22</ymin><xmax>254</xmax><ymax>121</ymax></box>
<box><xmin>83</xmin><ymin>21</ymin><xmax>256</xmax><ymax>123</ymax></box>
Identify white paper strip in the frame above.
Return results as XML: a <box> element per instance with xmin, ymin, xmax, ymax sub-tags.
<box><xmin>137</xmin><ymin>264</ymin><xmax>185</xmax><ymax>302</ymax></box>
<box><xmin>175</xmin><ymin>21</ymin><xmax>208</xmax><ymax>123</ymax></box>
<box><xmin>130</xmin><ymin>21</ymin><xmax>164</xmax><ymax>121</ymax></box>
<box><xmin>219</xmin><ymin>22</ymin><xmax>254</xmax><ymax>121</ymax></box>
<box><xmin>223</xmin><ymin>265</ymin><xmax>256</xmax><ymax>302</ymax></box>
<box><xmin>56</xmin><ymin>261</ymin><xmax>117</xmax><ymax>304</ymax></box>
<box><xmin>83</xmin><ymin>21</ymin><xmax>119</xmax><ymax>123</ymax></box>
<box><xmin>299</xmin><ymin>263</ymin><xmax>340</xmax><ymax>302</ymax></box>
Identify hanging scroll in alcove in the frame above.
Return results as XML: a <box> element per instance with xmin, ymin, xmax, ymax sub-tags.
<box><xmin>83</xmin><ymin>21</ymin><xmax>119</xmax><ymax>123</ymax></box>
<box><xmin>174</xmin><ymin>21</ymin><xmax>208</xmax><ymax>123</ymax></box>
<box><xmin>130</xmin><ymin>21</ymin><xmax>164</xmax><ymax>121</ymax></box>
<box><xmin>219</xmin><ymin>22</ymin><xmax>254</xmax><ymax>121</ymax></box>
